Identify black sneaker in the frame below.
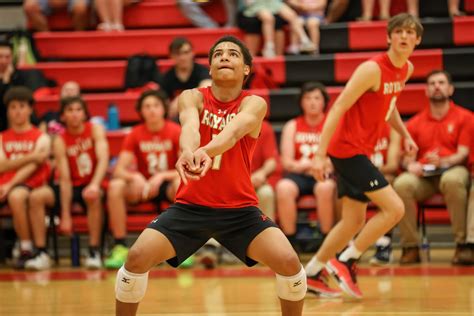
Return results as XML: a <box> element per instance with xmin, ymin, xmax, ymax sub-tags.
<box><xmin>370</xmin><ymin>243</ymin><xmax>393</xmax><ymax>266</ymax></box>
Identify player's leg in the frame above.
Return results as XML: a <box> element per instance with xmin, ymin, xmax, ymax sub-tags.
<box><xmin>313</xmin><ymin>179</ymin><xmax>336</xmax><ymax>235</ymax></box>
<box><xmin>83</xmin><ymin>187</ymin><xmax>103</xmax><ymax>269</ymax></box>
<box><xmin>275</xmin><ymin>177</ymin><xmax>300</xmax><ymax>236</ymax></box>
<box><xmin>25</xmin><ymin>185</ymin><xmax>55</xmax><ymax>270</ymax></box>
<box><xmin>116</xmin><ymin>228</ymin><xmax>176</xmax><ymax>316</ymax></box>
<box><xmin>256</xmin><ymin>184</ymin><xmax>275</xmax><ymax>220</ymax></box>
<box><xmin>247</xmin><ymin>227</ymin><xmax>305</xmax><ymax>316</ymax></box>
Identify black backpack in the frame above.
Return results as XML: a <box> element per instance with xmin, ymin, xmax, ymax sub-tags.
<box><xmin>124</xmin><ymin>54</ymin><xmax>162</xmax><ymax>89</ymax></box>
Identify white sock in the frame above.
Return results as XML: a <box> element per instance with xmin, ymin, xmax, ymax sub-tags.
<box><xmin>305</xmin><ymin>256</ymin><xmax>325</xmax><ymax>277</ymax></box>
<box><xmin>338</xmin><ymin>245</ymin><xmax>362</xmax><ymax>262</ymax></box>
<box><xmin>20</xmin><ymin>240</ymin><xmax>33</xmax><ymax>252</ymax></box>
<box><xmin>376</xmin><ymin>236</ymin><xmax>391</xmax><ymax>247</ymax></box>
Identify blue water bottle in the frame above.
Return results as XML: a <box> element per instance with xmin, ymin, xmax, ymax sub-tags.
<box><xmin>107</xmin><ymin>103</ymin><xmax>120</xmax><ymax>130</ymax></box>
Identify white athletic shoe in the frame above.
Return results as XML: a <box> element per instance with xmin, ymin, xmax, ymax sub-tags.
<box><xmin>25</xmin><ymin>252</ymin><xmax>51</xmax><ymax>271</ymax></box>
<box><xmin>85</xmin><ymin>252</ymin><xmax>102</xmax><ymax>270</ymax></box>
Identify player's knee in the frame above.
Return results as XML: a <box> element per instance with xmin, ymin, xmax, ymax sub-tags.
<box><xmin>276</xmin><ymin>180</ymin><xmax>298</xmax><ymax>198</ymax></box>
<box><xmin>23</xmin><ymin>0</ymin><xmax>40</xmax><ymax>14</ymax></box>
<box><xmin>108</xmin><ymin>179</ymin><xmax>125</xmax><ymax>197</ymax></box>
<box><xmin>314</xmin><ymin>180</ymin><xmax>335</xmax><ymax>195</ymax></box>
<box><xmin>275</xmin><ymin>265</ymin><xmax>306</xmax><ymax>302</ymax></box>
<box><xmin>8</xmin><ymin>188</ymin><xmax>29</xmax><ymax>204</ymax></box>
<box><xmin>115</xmin><ymin>265</ymin><xmax>149</xmax><ymax>303</ymax></box>
<box><xmin>28</xmin><ymin>190</ymin><xmax>44</xmax><ymax>206</ymax></box>
<box><xmin>389</xmin><ymin>198</ymin><xmax>405</xmax><ymax>223</ymax></box>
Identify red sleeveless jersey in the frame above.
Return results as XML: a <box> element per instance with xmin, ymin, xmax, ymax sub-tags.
<box><xmin>121</xmin><ymin>121</ymin><xmax>181</xmax><ymax>179</ymax></box>
<box><xmin>328</xmin><ymin>53</ymin><xmax>408</xmax><ymax>158</ymax></box>
<box><xmin>60</xmin><ymin>122</ymin><xmax>98</xmax><ymax>186</ymax></box>
<box><xmin>370</xmin><ymin>124</ymin><xmax>390</xmax><ymax>168</ymax></box>
<box><xmin>293</xmin><ymin>115</ymin><xmax>325</xmax><ymax>161</ymax></box>
<box><xmin>0</xmin><ymin>127</ymin><xmax>50</xmax><ymax>188</ymax></box>
<box><xmin>175</xmin><ymin>87</ymin><xmax>259</xmax><ymax>208</ymax></box>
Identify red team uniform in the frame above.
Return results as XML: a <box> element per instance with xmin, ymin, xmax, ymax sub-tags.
<box><xmin>122</xmin><ymin>122</ymin><xmax>180</xmax><ymax>180</ymax></box>
<box><xmin>176</xmin><ymin>87</ymin><xmax>258</xmax><ymax>208</ymax></box>
<box><xmin>252</xmin><ymin>120</ymin><xmax>280</xmax><ymax>186</ymax></box>
<box><xmin>371</xmin><ymin>124</ymin><xmax>391</xmax><ymax>168</ymax></box>
<box><xmin>327</xmin><ymin>53</ymin><xmax>408</xmax><ymax>201</ymax></box>
<box><xmin>0</xmin><ymin>127</ymin><xmax>50</xmax><ymax>188</ymax></box>
<box><xmin>150</xmin><ymin>87</ymin><xmax>277</xmax><ymax>267</ymax></box>
<box><xmin>60</xmin><ymin>122</ymin><xmax>98</xmax><ymax>186</ymax></box>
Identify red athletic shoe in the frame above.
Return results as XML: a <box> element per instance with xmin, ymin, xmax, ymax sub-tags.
<box><xmin>326</xmin><ymin>258</ymin><xmax>363</xmax><ymax>299</ymax></box>
<box><xmin>307</xmin><ymin>269</ymin><xmax>342</xmax><ymax>298</ymax></box>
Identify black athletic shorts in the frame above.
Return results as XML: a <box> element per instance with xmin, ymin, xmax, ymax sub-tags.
<box><xmin>330</xmin><ymin>154</ymin><xmax>389</xmax><ymax>202</ymax></box>
<box><xmin>52</xmin><ymin>184</ymin><xmax>88</xmax><ymax>211</ymax></box>
<box><xmin>150</xmin><ymin>181</ymin><xmax>172</xmax><ymax>204</ymax></box>
<box><xmin>237</xmin><ymin>12</ymin><xmax>286</xmax><ymax>34</ymax></box>
<box><xmin>147</xmin><ymin>202</ymin><xmax>278</xmax><ymax>268</ymax></box>
<box><xmin>284</xmin><ymin>173</ymin><xmax>317</xmax><ymax>196</ymax></box>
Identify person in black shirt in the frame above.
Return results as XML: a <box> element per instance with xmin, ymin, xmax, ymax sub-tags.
<box><xmin>161</xmin><ymin>37</ymin><xmax>211</xmax><ymax>118</ymax></box>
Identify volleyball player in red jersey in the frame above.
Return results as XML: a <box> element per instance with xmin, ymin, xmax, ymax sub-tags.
<box><xmin>105</xmin><ymin>90</ymin><xmax>181</xmax><ymax>269</ymax></box>
<box><xmin>114</xmin><ymin>36</ymin><xmax>305</xmax><ymax>316</ymax></box>
<box><xmin>0</xmin><ymin>87</ymin><xmax>51</xmax><ymax>269</ymax></box>
<box><xmin>52</xmin><ymin>96</ymin><xmax>109</xmax><ymax>269</ymax></box>
<box><xmin>305</xmin><ymin>13</ymin><xmax>422</xmax><ymax>299</ymax></box>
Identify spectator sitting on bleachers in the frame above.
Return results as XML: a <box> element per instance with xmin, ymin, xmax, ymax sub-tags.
<box><xmin>105</xmin><ymin>90</ymin><xmax>181</xmax><ymax>269</ymax></box>
<box><xmin>252</xmin><ymin>120</ymin><xmax>280</xmax><ymax>220</ymax></box>
<box><xmin>276</xmin><ymin>82</ymin><xmax>336</xmax><ymax>246</ymax></box>
<box><xmin>1</xmin><ymin>41</ymin><xmax>36</xmax><ymax>132</ymax></box>
<box><xmin>95</xmin><ymin>0</ymin><xmax>137</xmax><ymax>31</ymax></box>
<box><xmin>40</xmin><ymin>80</ymin><xmax>81</xmax><ymax>134</ymax></box>
<box><xmin>359</xmin><ymin>0</ymin><xmax>391</xmax><ymax>20</ymax></box>
<box><xmin>394</xmin><ymin>69</ymin><xmax>472</xmax><ymax>265</ymax></box>
<box><xmin>177</xmin><ymin>0</ymin><xmax>237</xmax><ymax>28</ymax></box>
<box><xmin>286</xmin><ymin>0</ymin><xmax>327</xmax><ymax>55</ymax></box>
<box><xmin>238</xmin><ymin>0</ymin><xmax>316</xmax><ymax>57</ymax></box>
<box><xmin>52</xmin><ymin>96</ymin><xmax>109</xmax><ymax>269</ymax></box>
<box><xmin>0</xmin><ymin>87</ymin><xmax>51</xmax><ymax>270</ymax></box>
<box><xmin>369</xmin><ymin>124</ymin><xmax>401</xmax><ymax>265</ymax></box>
<box><xmin>23</xmin><ymin>0</ymin><xmax>90</xmax><ymax>32</ymax></box>
<box><xmin>402</xmin><ymin>0</ymin><xmax>465</xmax><ymax>18</ymax></box>
<box><xmin>237</xmin><ymin>8</ymin><xmax>286</xmax><ymax>57</ymax></box>
<box><xmin>162</xmin><ymin>37</ymin><xmax>212</xmax><ymax>119</ymax></box>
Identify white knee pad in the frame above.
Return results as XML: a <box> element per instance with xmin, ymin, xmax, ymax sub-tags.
<box><xmin>115</xmin><ymin>266</ymin><xmax>149</xmax><ymax>303</ymax></box>
<box><xmin>275</xmin><ymin>265</ymin><xmax>307</xmax><ymax>301</ymax></box>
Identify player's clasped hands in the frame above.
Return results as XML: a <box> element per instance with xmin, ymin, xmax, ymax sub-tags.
<box><xmin>176</xmin><ymin>148</ymin><xmax>212</xmax><ymax>184</ymax></box>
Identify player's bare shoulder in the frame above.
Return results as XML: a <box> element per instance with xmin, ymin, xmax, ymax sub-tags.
<box><xmin>179</xmin><ymin>88</ymin><xmax>204</xmax><ymax>112</ymax></box>
<box><xmin>240</xmin><ymin>94</ymin><xmax>267</xmax><ymax>115</ymax></box>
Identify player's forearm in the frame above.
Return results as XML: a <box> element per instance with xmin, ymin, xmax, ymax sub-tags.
<box><xmin>201</xmin><ymin>129</ymin><xmax>237</xmax><ymax>158</ymax></box>
<box><xmin>7</xmin><ymin>163</ymin><xmax>37</xmax><ymax>187</ymax></box>
<box><xmin>388</xmin><ymin>110</ymin><xmax>411</xmax><ymax>140</ymax></box>
<box><xmin>260</xmin><ymin>158</ymin><xmax>276</xmax><ymax>177</ymax></box>
<box><xmin>0</xmin><ymin>154</ymin><xmax>36</xmax><ymax>173</ymax></box>
<box><xmin>90</xmin><ymin>156</ymin><xmax>108</xmax><ymax>187</ymax></box>
<box><xmin>180</xmin><ymin>124</ymin><xmax>201</xmax><ymax>153</ymax></box>
<box><xmin>441</xmin><ymin>151</ymin><xmax>468</xmax><ymax>168</ymax></box>
<box><xmin>315</xmin><ymin>105</ymin><xmax>345</xmax><ymax>157</ymax></box>
<box><xmin>113</xmin><ymin>167</ymin><xmax>135</xmax><ymax>182</ymax></box>
<box><xmin>156</xmin><ymin>170</ymin><xmax>179</xmax><ymax>181</ymax></box>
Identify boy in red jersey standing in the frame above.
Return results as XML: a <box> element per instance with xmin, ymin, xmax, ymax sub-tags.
<box><xmin>52</xmin><ymin>96</ymin><xmax>109</xmax><ymax>269</ymax></box>
<box><xmin>0</xmin><ymin>87</ymin><xmax>51</xmax><ymax>270</ymax></box>
<box><xmin>114</xmin><ymin>36</ymin><xmax>305</xmax><ymax>316</ymax></box>
<box><xmin>305</xmin><ymin>13</ymin><xmax>422</xmax><ymax>299</ymax></box>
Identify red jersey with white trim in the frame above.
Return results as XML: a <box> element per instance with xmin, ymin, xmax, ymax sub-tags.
<box><xmin>0</xmin><ymin>127</ymin><xmax>50</xmax><ymax>188</ymax></box>
<box><xmin>293</xmin><ymin>115</ymin><xmax>325</xmax><ymax>161</ymax></box>
<box><xmin>60</xmin><ymin>122</ymin><xmax>98</xmax><ymax>186</ymax></box>
<box><xmin>328</xmin><ymin>53</ymin><xmax>408</xmax><ymax>158</ymax></box>
<box><xmin>175</xmin><ymin>87</ymin><xmax>259</xmax><ymax>208</ymax></box>
<box><xmin>121</xmin><ymin>121</ymin><xmax>180</xmax><ymax>179</ymax></box>
<box><xmin>370</xmin><ymin>124</ymin><xmax>391</xmax><ymax>168</ymax></box>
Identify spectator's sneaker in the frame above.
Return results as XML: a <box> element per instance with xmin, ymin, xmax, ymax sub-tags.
<box><xmin>25</xmin><ymin>252</ymin><xmax>51</xmax><ymax>271</ymax></box>
<box><xmin>370</xmin><ymin>244</ymin><xmax>393</xmax><ymax>266</ymax></box>
<box><xmin>14</xmin><ymin>250</ymin><xmax>33</xmax><ymax>270</ymax></box>
<box><xmin>326</xmin><ymin>258</ymin><xmax>363</xmax><ymax>299</ymax></box>
<box><xmin>179</xmin><ymin>256</ymin><xmax>195</xmax><ymax>268</ymax></box>
<box><xmin>85</xmin><ymin>251</ymin><xmax>102</xmax><ymax>270</ymax></box>
<box><xmin>307</xmin><ymin>269</ymin><xmax>342</xmax><ymax>298</ymax></box>
<box><xmin>104</xmin><ymin>245</ymin><xmax>128</xmax><ymax>269</ymax></box>
<box><xmin>198</xmin><ymin>244</ymin><xmax>218</xmax><ymax>269</ymax></box>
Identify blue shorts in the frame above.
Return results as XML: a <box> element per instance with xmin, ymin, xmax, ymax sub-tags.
<box><xmin>39</xmin><ymin>0</ymin><xmax>91</xmax><ymax>16</ymax></box>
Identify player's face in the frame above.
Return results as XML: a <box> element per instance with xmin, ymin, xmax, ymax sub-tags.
<box><xmin>209</xmin><ymin>42</ymin><xmax>249</xmax><ymax>83</ymax></box>
<box><xmin>141</xmin><ymin>96</ymin><xmax>165</xmax><ymax>124</ymax></box>
<box><xmin>60</xmin><ymin>82</ymin><xmax>81</xmax><ymax>98</ymax></box>
<box><xmin>62</xmin><ymin>102</ymin><xmax>86</xmax><ymax>128</ymax></box>
<box><xmin>0</xmin><ymin>46</ymin><xmax>12</xmax><ymax>73</ymax></box>
<box><xmin>426</xmin><ymin>73</ymin><xmax>453</xmax><ymax>102</ymax></box>
<box><xmin>301</xmin><ymin>89</ymin><xmax>325</xmax><ymax>116</ymax></box>
<box><xmin>7</xmin><ymin>100</ymin><xmax>32</xmax><ymax>127</ymax></box>
<box><xmin>172</xmin><ymin>43</ymin><xmax>194</xmax><ymax>69</ymax></box>
<box><xmin>388</xmin><ymin>26</ymin><xmax>421</xmax><ymax>55</ymax></box>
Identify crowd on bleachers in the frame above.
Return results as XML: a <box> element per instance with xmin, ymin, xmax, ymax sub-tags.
<box><xmin>0</xmin><ymin>0</ymin><xmax>473</xmax><ymax>271</ymax></box>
